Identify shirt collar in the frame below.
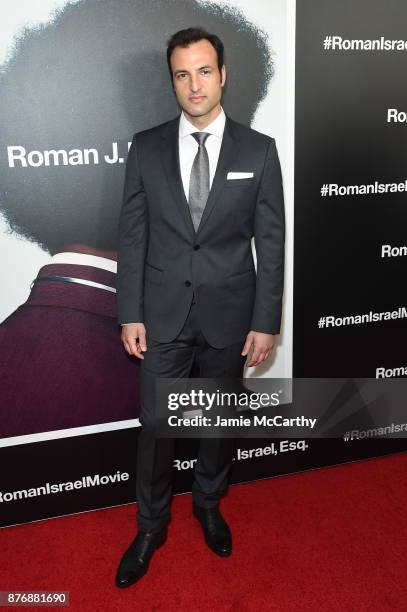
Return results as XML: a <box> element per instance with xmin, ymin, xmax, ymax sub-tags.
<box><xmin>179</xmin><ymin>106</ymin><xmax>226</xmax><ymax>139</ymax></box>
<box><xmin>50</xmin><ymin>252</ymin><xmax>117</xmax><ymax>273</ymax></box>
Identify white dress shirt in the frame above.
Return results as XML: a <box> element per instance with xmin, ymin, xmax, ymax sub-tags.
<box><xmin>179</xmin><ymin>106</ymin><xmax>226</xmax><ymax>199</ymax></box>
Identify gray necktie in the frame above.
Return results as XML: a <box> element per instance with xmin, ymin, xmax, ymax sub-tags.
<box><xmin>188</xmin><ymin>132</ymin><xmax>210</xmax><ymax>232</ymax></box>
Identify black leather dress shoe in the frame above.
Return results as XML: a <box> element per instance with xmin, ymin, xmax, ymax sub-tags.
<box><xmin>193</xmin><ymin>503</ymin><xmax>232</xmax><ymax>557</ymax></box>
<box><xmin>115</xmin><ymin>527</ymin><xmax>167</xmax><ymax>588</ymax></box>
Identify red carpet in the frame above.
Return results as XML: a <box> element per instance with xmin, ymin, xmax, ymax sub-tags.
<box><xmin>2</xmin><ymin>453</ymin><xmax>407</xmax><ymax>611</ymax></box>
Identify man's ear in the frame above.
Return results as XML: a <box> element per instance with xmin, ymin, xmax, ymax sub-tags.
<box><xmin>220</xmin><ymin>64</ymin><xmax>226</xmax><ymax>87</ymax></box>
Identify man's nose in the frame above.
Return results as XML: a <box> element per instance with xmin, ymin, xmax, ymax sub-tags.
<box><xmin>190</xmin><ymin>75</ymin><xmax>200</xmax><ymax>92</ymax></box>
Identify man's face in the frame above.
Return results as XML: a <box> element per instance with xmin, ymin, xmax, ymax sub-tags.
<box><xmin>170</xmin><ymin>39</ymin><xmax>226</xmax><ymax>120</ymax></box>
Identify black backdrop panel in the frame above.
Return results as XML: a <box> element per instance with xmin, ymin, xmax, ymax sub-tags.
<box><xmin>294</xmin><ymin>0</ymin><xmax>407</xmax><ymax>378</ymax></box>
<box><xmin>1</xmin><ymin>431</ymin><xmax>406</xmax><ymax>528</ymax></box>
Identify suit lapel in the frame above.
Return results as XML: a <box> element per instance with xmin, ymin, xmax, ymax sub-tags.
<box><xmin>160</xmin><ymin>114</ymin><xmax>240</xmax><ymax>238</ymax></box>
<box><xmin>160</xmin><ymin>116</ymin><xmax>196</xmax><ymax>237</ymax></box>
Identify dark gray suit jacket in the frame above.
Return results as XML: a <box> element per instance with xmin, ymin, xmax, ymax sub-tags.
<box><xmin>117</xmin><ymin>114</ymin><xmax>285</xmax><ymax>349</ymax></box>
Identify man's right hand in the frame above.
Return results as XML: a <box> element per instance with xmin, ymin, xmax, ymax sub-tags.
<box><xmin>121</xmin><ymin>323</ymin><xmax>147</xmax><ymax>359</ymax></box>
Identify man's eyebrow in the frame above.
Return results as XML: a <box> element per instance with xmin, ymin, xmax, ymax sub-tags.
<box><xmin>174</xmin><ymin>65</ymin><xmax>213</xmax><ymax>74</ymax></box>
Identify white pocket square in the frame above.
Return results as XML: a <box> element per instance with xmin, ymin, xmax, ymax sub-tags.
<box><xmin>227</xmin><ymin>172</ymin><xmax>254</xmax><ymax>180</ymax></box>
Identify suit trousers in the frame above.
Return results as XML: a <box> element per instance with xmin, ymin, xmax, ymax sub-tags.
<box><xmin>136</xmin><ymin>295</ymin><xmax>247</xmax><ymax>532</ymax></box>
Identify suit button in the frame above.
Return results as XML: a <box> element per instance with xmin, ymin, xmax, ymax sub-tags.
<box><xmin>185</xmin><ymin>280</ymin><xmax>191</xmax><ymax>287</ymax></box>
<box><xmin>193</xmin><ymin>245</ymin><xmax>200</xmax><ymax>250</ymax></box>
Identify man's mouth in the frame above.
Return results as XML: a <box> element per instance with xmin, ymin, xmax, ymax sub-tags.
<box><xmin>189</xmin><ymin>95</ymin><xmax>205</xmax><ymax>103</ymax></box>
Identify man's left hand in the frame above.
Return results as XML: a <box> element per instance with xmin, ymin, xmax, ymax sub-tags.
<box><xmin>241</xmin><ymin>331</ymin><xmax>276</xmax><ymax>367</ymax></box>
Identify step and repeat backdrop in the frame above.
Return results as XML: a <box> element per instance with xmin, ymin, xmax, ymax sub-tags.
<box><xmin>0</xmin><ymin>0</ymin><xmax>405</xmax><ymax>527</ymax></box>
<box><xmin>293</xmin><ymin>0</ymin><xmax>407</xmax><ymax>478</ymax></box>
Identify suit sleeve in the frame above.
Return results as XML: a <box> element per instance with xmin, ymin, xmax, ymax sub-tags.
<box><xmin>250</xmin><ymin>137</ymin><xmax>285</xmax><ymax>335</ymax></box>
<box><xmin>116</xmin><ymin>134</ymin><xmax>148</xmax><ymax>325</ymax></box>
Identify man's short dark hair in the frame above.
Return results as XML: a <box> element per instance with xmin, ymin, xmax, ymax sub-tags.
<box><xmin>167</xmin><ymin>27</ymin><xmax>224</xmax><ymax>78</ymax></box>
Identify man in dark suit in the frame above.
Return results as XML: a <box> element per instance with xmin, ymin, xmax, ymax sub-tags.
<box><xmin>116</xmin><ymin>27</ymin><xmax>285</xmax><ymax>587</ymax></box>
